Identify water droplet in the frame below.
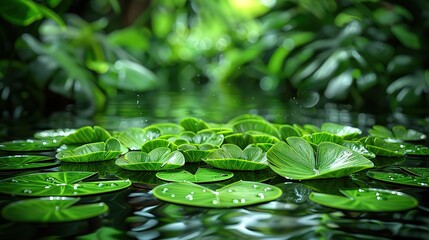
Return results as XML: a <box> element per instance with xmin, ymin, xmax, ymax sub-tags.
<box><xmin>55</xmin><ymin>206</ymin><xmax>60</xmax><ymax>211</ymax></box>
<box><xmin>257</xmin><ymin>193</ymin><xmax>265</xmax><ymax>199</ymax></box>
<box><xmin>232</xmin><ymin>199</ymin><xmax>239</xmax><ymax>203</ymax></box>
<box><xmin>45</xmin><ymin>185</ymin><xmax>51</xmax><ymax>189</ymax></box>
<box><xmin>185</xmin><ymin>194</ymin><xmax>193</xmax><ymax>200</ymax></box>
<box><xmin>97</xmin><ymin>183</ymin><xmax>105</xmax><ymax>187</ymax></box>
<box><xmin>263</xmin><ymin>187</ymin><xmax>272</xmax><ymax>192</ymax></box>
<box><xmin>212</xmin><ymin>200</ymin><xmax>218</xmax><ymax>205</ymax></box>
<box><xmin>162</xmin><ymin>188</ymin><xmax>169</xmax><ymax>193</ymax></box>
<box><xmin>253</xmin><ymin>184</ymin><xmax>258</xmax><ymax>189</ymax></box>
<box><xmin>45</xmin><ymin>177</ymin><xmax>55</xmax><ymax>183</ymax></box>
<box><xmin>170</xmin><ymin>194</ymin><xmax>176</xmax><ymax>197</ymax></box>
<box><xmin>358</xmin><ymin>189</ymin><xmax>365</xmax><ymax>192</ymax></box>
<box><xmin>376</xmin><ymin>196</ymin><xmax>384</xmax><ymax>200</ymax></box>
<box><xmin>190</xmin><ymin>192</ymin><xmax>195</xmax><ymax>195</ymax></box>
<box><xmin>202</xmin><ymin>189</ymin><xmax>207</xmax><ymax>192</ymax></box>
<box><xmin>73</xmin><ymin>191</ymin><xmax>78</xmax><ymax>195</ymax></box>
<box><xmin>73</xmin><ymin>184</ymin><xmax>81</xmax><ymax>190</ymax></box>
<box><xmin>23</xmin><ymin>189</ymin><xmax>32</xmax><ymax>194</ymax></box>
<box><xmin>240</xmin><ymin>199</ymin><xmax>246</xmax><ymax>203</ymax></box>
<box><xmin>110</xmin><ymin>183</ymin><xmax>118</xmax><ymax>187</ymax></box>
<box><xmin>419</xmin><ymin>182</ymin><xmax>428</xmax><ymax>186</ymax></box>
<box><xmin>10</xmin><ymin>179</ymin><xmax>19</xmax><ymax>183</ymax></box>
<box><xmin>227</xmin><ymin>189</ymin><xmax>235</xmax><ymax>193</ymax></box>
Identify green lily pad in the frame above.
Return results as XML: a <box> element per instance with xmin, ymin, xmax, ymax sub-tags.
<box><xmin>156</xmin><ymin>168</ymin><xmax>234</xmax><ymax>183</ymax></box>
<box><xmin>309</xmin><ymin>188</ymin><xmax>418</xmax><ymax>212</ymax></box>
<box><xmin>366</xmin><ymin>170</ymin><xmax>429</xmax><ymax>187</ymax></box>
<box><xmin>0</xmin><ymin>155</ymin><xmax>59</xmax><ymax>170</ymax></box>
<box><xmin>145</xmin><ymin>123</ymin><xmax>184</xmax><ymax>135</ymax></box>
<box><xmin>0</xmin><ymin>171</ymin><xmax>131</xmax><ymax>196</ymax></box>
<box><xmin>117</xmin><ymin>128</ymin><xmax>160</xmax><ymax>150</ymax></box>
<box><xmin>0</xmin><ymin>139</ymin><xmax>61</xmax><ymax>152</ymax></box>
<box><xmin>368</xmin><ymin>125</ymin><xmax>426</xmax><ymax>141</ymax></box>
<box><xmin>267</xmin><ymin>137</ymin><xmax>373</xmax><ymax>180</ymax></box>
<box><xmin>396</xmin><ymin>142</ymin><xmax>429</xmax><ymax>156</ymax></box>
<box><xmin>171</xmin><ymin>131</ymin><xmax>224</xmax><ymax>147</ymax></box>
<box><xmin>224</xmin><ymin>132</ymin><xmax>279</xmax><ymax>149</ymax></box>
<box><xmin>342</xmin><ymin>140</ymin><xmax>376</xmax><ymax>159</ymax></box>
<box><xmin>279</xmin><ymin>124</ymin><xmax>302</xmax><ymax>140</ymax></box>
<box><xmin>56</xmin><ymin>138</ymin><xmax>122</xmax><ymax>163</ymax></box>
<box><xmin>61</xmin><ymin>126</ymin><xmax>111</xmax><ymax>145</ymax></box>
<box><xmin>227</xmin><ymin>114</ymin><xmax>265</xmax><ymax>124</ymax></box>
<box><xmin>321</xmin><ymin>122</ymin><xmax>362</xmax><ymax>139</ymax></box>
<box><xmin>34</xmin><ymin>128</ymin><xmax>76</xmax><ymax>140</ymax></box>
<box><xmin>232</xmin><ymin>119</ymin><xmax>280</xmax><ymax>138</ymax></box>
<box><xmin>115</xmin><ymin>148</ymin><xmax>185</xmax><ymax>171</ymax></box>
<box><xmin>205</xmin><ymin>144</ymin><xmax>269</xmax><ymax>171</ymax></box>
<box><xmin>359</xmin><ymin>136</ymin><xmax>406</xmax><ymax>157</ymax></box>
<box><xmin>1</xmin><ymin>197</ymin><xmax>108</xmax><ymax>222</ymax></box>
<box><xmin>303</xmin><ymin>132</ymin><xmax>344</xmax><ymax>146</ymax></box>
<box><xmin>142</xmin><ymin>139</ymin><xmax>177</xmax><ymax>152</ymax></box>
<box><xmin>179</xmin><ymin>117</ymin><xmax>210</xmax><ymax>132</ymax></box>
<box><xmin>177</xmin><ymin>143</ymin><xmax>216</xmax><ymax>163</ymax></box>
<box><xmin>152</xmin><ymin>180</ymin><xmax>283</xmax><ymax>208</ymax></box>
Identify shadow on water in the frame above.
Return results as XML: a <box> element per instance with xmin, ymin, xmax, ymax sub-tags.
<box><xmin>0</xmin><ymin>88</ymin><xmax>428</xmax><ymax>239</ymax></box>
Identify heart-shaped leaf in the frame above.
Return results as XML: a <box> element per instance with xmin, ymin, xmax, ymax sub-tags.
<box><xmin>61</xmin><ymin>126</ymin><xmax>111</xmax><ymax>145</ymax></box>
<box><xmin>152</xmin><ymin>181</ymin><xmax>283</xmax><ymax>208</ymax></box>
<box><xmin>309</xmin><ymin>188</ymin><xmax>418</xmax><ymax>212</ymax></box>
<box><xmin>359</xmin><ymin>137</ymin><xmax>406</xmax><ymax>157</ymax></box>
<box><xmin>1</xmin><ymin>197</ymin><xmax>108</xmax><ymax>222</ymax></box>
<box><xmin>0</xmin><ymin>155</ymin><xmax>59</xmax><ymax>170</ymax></box>
<box><xmin>156</xmin><ymin>168</ymin><xmax>234</xmax><ymax>183</ymax></box>
<box><xmin>177</xmin><ymin>144</ymin><xmax>216</xmax><ymax>163</ymax></box>
<box><xmin>267</xmin><ymin>137</ymin><xmax>373</xmax><ymax>180</ymax></box>
<box><xmin>232</xmin><ymin>119</ymin><xmax>280</xmax><ymax>138</ymax></box>
<box><xmin>179</xmin><ymin>117</ymin><xmax>210</xmax><ymax>132</ymax></box>
<box><xmin>0</xmin><ymin>172</ymin><xmax>131</xmax><ymax>196</ymax></box>
<box><xmin>224</xmin><ymin>133</ymin><xmax>279</xmax><ymax>149</ymax></box>
<box><xmin>0</xmin><ymin>139</ymin><xmax>61</xmax><ymax>152</ymax></box>
<box><xmin>117</xmin><ymin>128</ymin><xmax>160</xmax><ymax>150</ymax></box>
<box><xmin>369</xmin><ymin>125</ymin><xmax>426</xmax><ymax>141</ymax></box>
<box><xmin>205</xmin><ymin>144</ymin><xmax>268</xmax><ymax>170</ymax></box>
<box><xmin>366</xmin><ymin>170</ymin><xmax>429</xmax><ymax>187</ymax></box>
<box><xmin>56</xmin><ymin>138</ymin><xmax>122</xmax><ymax>163</ymax></box>
<box><xmin>115</xmin><ymin>147</ymin><xmax>185</xmax><ymax>171</ymax></box>
<box><xmin>142</xmin><ymin>139</ymin><xmax>177</xmax><ymax>152</ymax></box>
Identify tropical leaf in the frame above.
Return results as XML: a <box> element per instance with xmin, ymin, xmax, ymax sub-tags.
<box><xmin>267</xmin><ymin>137</ymin><xmax>373</xmax><ymax>180</ymax></box>
<box><xmin>144</xmin><ymin>123</ymin><xmax>184</xmax><ymax>135</ymax></box>
<box><xmin>0</xmin><ymin>155</ymin><xmax>59</xmax><ymax>170</ymax></box>
<box><xmin>224</xmin><ymin>132</ymin><xmax>279</xmax><ymax>149</ymax></box>
<box><xmin>279</xmin><ymin>124</ymin><xmax>302</xmax><ymax>140</ymax></box>
<box><xmin>115</xmin><ymin>148</ymin><xmax>185</xmax><ymax>171</ymax></box>
<box><xmin>56</xmin><ymin>138</ymin><xmax>122</xmax><ymax>163</ymax></box>
<box><xmin>1</xmin><ymin>197</ymin><xmax>108</xmax><ymax>222</ymax></box>
<box><xmin>156</xmin><ymin>168</ymin><xmax>234</xmax><ymax>183</ymax></box>
<box><xmin>205</xmin><ymin>144</ymin><xmax>269</xmax><ymax>170</ymax></box>
<box><xmin>309</xmin><ymin>188</ymin><xmax>418</xmax><ymax>212</ymax></box>
<box><xmin>0</xmin><ymin>171</ymin><xmax>131</xmax><ymax>196</ymax></box>
<box><xmin>61</xmin><ymin>126</ymin><xmax>111</xmax><ymax>145</ymax></box>
<box><xmin>152</xmin><ymin>180</ymin><xmax>283</xmax><ymax>208</ymax></box>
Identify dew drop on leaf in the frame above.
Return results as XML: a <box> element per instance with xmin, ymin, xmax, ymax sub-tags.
<box><xmin>257</xmin><ymin>193</ymin><xmax>265</xmax><ymax>199</ymax></box>
<box><xmin>212</xmin><ymin>199</ymin><xmax>218</xmax><ymax>205</ymax></box>
<box><xmin>97</xmin><ymin>183</ymin><xmax>105</xmax><ymax>187</ymax></box>
<box><xmin>22</xmin><ymin>189</ymin><xmax>32</xmax><ymax>194</ymax></box>
<box><xmin>185</xmin><ymin>194</ymin><xmax>193</xmax><ymax>200</ymax></box>
<box><xmin>232</xmin><ymin>199</ymin><xmax>239</xmax><ymax>203</ymax></box>
<box><xmin>162</xmin><ymin>188</ymin><xmax>169</xmax><ymax>193</ymax></box>
<box><xmin>170</xmin><ymin>194</ymin><xmax>176</xmax><ymax>197</ymax></box>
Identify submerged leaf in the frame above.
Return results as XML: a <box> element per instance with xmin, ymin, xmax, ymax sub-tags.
<box><xmin>152</xmin><ymin>181</ymin><xmax>283</xmax><ymax>208</ymax></box>
<box><xmin>267</xmin><ymin>137</ymin><xmax>373</xmax><ymax>180</ymax></box>
<box><xmin>1</xmin><ymin>197</ymin><xmax>108</xmax><ymax>222</ymax></box>
<box><xmin>309</xmin><ymin>188</ymin><xmax>418</xmax><ymax>212</ymax></box>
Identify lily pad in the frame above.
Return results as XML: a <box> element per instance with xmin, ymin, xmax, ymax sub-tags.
<box><xmin>342</xmin><ymin>140</ymin><xmax>376</xmax><ymax>159</ymax></box>
<box><xmin>34</xmin><ymin>129</ymin><xmax>76</xmax><ymax>140</ymax></box>
<box><xmin>224</xmin><ymin>132</ymin><xmax>279</xmax><ymax>149</ymax></box>
<box><xmin>205</xmin><ymin>144</ymin><xmax>269</xmax><ymax>171</ymax></box>
<box><xmin>232</xmin><ymin>119</ymin><xmax>280</xmax><ymax>138</ymax></box>
<box><xmin>1</xmin><ymin>197</ymin><xmax>108</xmax><ymax>222</ymax></box>
<box><xmin>359</xmin><ymin>137</ymin><xmax>406</xmax><ymax>157</ymax></box>
<box><xmin>0</xmin><ymin>171</ymin><xmax>131</xmax><ymax>196</ymax></box>
<box><xmin>368</xmin><ymin>125</ymin><xmax>426</xmax><ymax>141</ymax></box>
<box><xmin>61</xmin><ymin>126</ymin><xmax>111</xmax><ymax>145</ymax></box>
<box><xmin>321</xmin><ymin>122</ymin><xmax>362</xmax><ymax>139</ymax></box>
<box><xmin>0</xmin><ymin>155</ymin><xmax>59</xmax><ymax>170</ymax></box>
<box><xmin>152</xmin><ymin>180</ymin><xmax>283</xmax><ymax>208</ymax></box>
<box><xmin>279</xmin><ymin>124</ymin><xmax>302</xmax><ymax>140</ymax></box>
<box><xmin>267</xmin><ymin>137</ymin><xmax>373</xmax><ymax>180</ymax></box>
<box><xmin>179</xmin><ymin>117</ymin><xmax>210</xmax><ymax>132</ymax></box>
<box><xmin>171</xmin><ymin>131</ymin><xmax>224</xmax><ymax>147</ymax></box>
<box><xmin>303</xmin><ymin>132</ymin><xmax>344</xmax><ymax>146</ymax></box>
<box><xmin>309</xmin><ymin>188</ymin><xmax>418</xmax><ymax>212</ymax></box>
<box><xmin>145</xmin><ymin>123</ymin><xmax>184</xmax><ymax>135</ymax></box>
<box><xmin>178</xmin><ymin>143</ymin><xmax>217</xmax><ymax>163</ymax></box>
<box><xmin>0</xmin><ymin>139</ymin><xmax>61</xmax><ymax>152</ymax></box>
<box><xmin>115</xmin><ymin>148</ymin><xmax>185</xmax><ymax>171</ymax></box>
<box><xmin>117</xmin><ymin>128</ymin><xmax>160</xmax><ymax>150</ymax></box>
<box><xmin>142</xmin><ymin>139</ymin><xmax>177</xmax><ymax>152</ymax></box>
<box><xmin>156</xmin><ymin>168</ymin><xmax>234</xmax><ymax>183</ymax></box>
<box><xmin>366</xmin><ymin>170</ymin><xmax>429</xmax><ymax>187</ymax></box>
<box><xmin>56</xmin><ymin>138</ymin><xmax>122</xmax><ymax>163</ymax></box>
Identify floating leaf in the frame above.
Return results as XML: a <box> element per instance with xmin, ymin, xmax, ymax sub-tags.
<box><xmin>0</xmin><ymin>139</ymin><xmax>61</xmax><ymax>152</ymax></box>
<box><xmin>359</xmin><ymin>137</ymin><xmax>406</xmax><ymax>157</ymax></box>
<box><xmin>342</xmin><ymin>140</ymin><xmax>376</xmax><ymax>159</ymax></box>
<box><xmin>321</xmin><ymin>122</ymin><xmax>362</xmax><ymax>139</ymax></box>
<box><xmin>232</xmin><ymin>119</ymin><xmax>280</xmax><ymax>138</ymax></box>
<box><xmin>179</xmin><ymin>117</ymin><xmax>210</xmax><ymax>132</ymax></box>
<box><xmin>115</xmin><ymin>148</ymin><xmax>185</xmax><ymax>171</ymax></box>
<box><xmin>56</xmin><ymin>138</ymin><xmax>122</xmax><ymax>163</ymax></box>
<box><xmin>1</xmin><ymin>197</ymin><xmax>108</xmax><ymax>222</ymax></box>
<box><xmin>367</xmin><ymin>170</ymin><xmax>429</xmax><ymax>187</ymax></box>
<box><xmin>303</xmin><ymin>132</ymin><xmax>344</xmax><ymax>146</ymax></box>
<box><xmin>145</xmin><ymin>123</ymin><xmax>184</xmax><ymax>135</ymax></box>
<box><xmin>117</xmin><ymin>128</ymin><xmax>160</xmax><ymax>150</ymax></box>
<box><xmin>152</xmin><ymin>181</ymin><xmax>283</xmax><ymax>208</ymax></box>
<box><xmin>279</xmin><ymin>124</ymin><xmax>302</xmax><ymax>140</ymax></box>
<box><xmin>177</xmin><ymin>144</ymin><xmax>216</xmax><ymax>163</ymax></box>
<box><xmin>0</xmin><ymin>172</ymin><xmax>131</xmax><ymax>196</ymax></box>
<box><xmin>205</xmin><ymin>144</ymin><xmax>269</xmax><ymax>171</ymax></box>
<box><xmin>156</xmin><ymin>168</ymin><xmax>234</xmax><ymax>183</ymax></box>
<box><xmin>34</xmin><ymin>128</ymin><xmax>76</xmax><ymax>140</ymax></box>
<box><xmin>142</xmin><ymin>139</ymin><xmax>177</xmax><ymax>152</ymax></box>
<box><xmin>402</xmin><ymin>167</ymin><xmax>429</xmax><ymax>177</ymax></box>
<box><xmin>309</xmin><ymin>188</ymin><xmax>418</xmax><ymax>212</ymax></box>
<box><xmin>0</xmin><ymin>155</ymin><xmax>59</xmax><ymax>170</ymax></box>
<box><xmin>61</xmin><ymin>126</ymin><xmax>111</xmax><ymax>145</ymax></box>
<box><xmin>267</xmin><ymin>137</ymin><xmax>373</xmax><ymax>180</ymax></box>
<box><xmin>369</xmin><ymin>125</ymin><xmax>426</xmax><ymax>141</ymax></box>
<box><xmin>224</xmin><ymin>132</ymin><xmax>279</xmax><ymax>149</ymax></box>
<box><xmin>171</xmin><ymin>131</ymin><xmax>224</xmax><ymax>147</ymax></box>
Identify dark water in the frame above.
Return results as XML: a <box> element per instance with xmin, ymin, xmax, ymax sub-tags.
<box><xmin>0</xmin><ymin>88</ymin><xmax>428</xmax><ymax>240</ymax></box>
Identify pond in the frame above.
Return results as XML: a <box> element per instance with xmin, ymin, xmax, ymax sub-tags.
<box><xmin>0</xmin><ymin>88</ymin><xmax>428</xmax><ymax>240</ymax></box>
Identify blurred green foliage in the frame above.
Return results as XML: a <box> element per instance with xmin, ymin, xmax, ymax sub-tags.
<box><xmin>1</xmin><ymin>0</ymin><xmax>428</xmax><ymax>118</ymax></box>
